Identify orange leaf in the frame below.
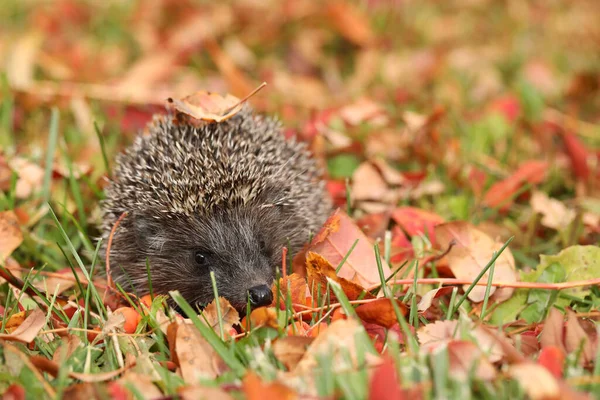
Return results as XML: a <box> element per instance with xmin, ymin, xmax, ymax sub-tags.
<box><xmin>242</xmin><ymin>372</ymin><xmax>296</xmax><ymax>400</ymax></box>
<box><xmin>326</xmin><ymin>1</ymin><xmax>375</xmax><ymax>47</ymax></box>
<box><xmin>355</xmin><ymin>298</ymin><xmax>408</xmax><ymax>329</ymax></box>
<box><xmin>202</xmin><ymin>297</ymin><xmax>240</xmax><ymax>336</ymax></box>
<box><xmin>538</xmin><ymin>346</ymin><xmax>565</xmax><ymax>379</ymax></box>
<box><xmin>305</xmin><ymin>252</ymin><xmax>375</xmax><ymax>302</ymax></box>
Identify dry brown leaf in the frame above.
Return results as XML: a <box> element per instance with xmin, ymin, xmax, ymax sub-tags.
<box><xmin>565</xmin><ymin>309</ymin><xmax>596</xmax><ymax>366</ymax></box>
<box><xmin>308</xmin><ymin>209</ymin><xmax>392</xmax><ymax>288</ymax></box>
<box><xmin>371</xmin><ymin>158</ymin><xmax>406</xmax><ymax>186</ymax></box>
<box><xmin>272</xmin><ymin>336</ymin><xmax>314</xmax><ymax>371</ymax></box>
<box><xmin>434</xmin><ymin>221</ymin><xmax>517</xmax><ymax>303</ymax></box>
<box><xmin>271</xmin><ymin>273</ymin><xmax>311</xmax><ymax>313</ymax></box>
<box><xmin>202</xmin><ymin>297</ymin><xmax>240</xmax><ymax>333</ymax></box>
<box><xmin>531</xmin><ymin>191</ymin><xmax>576</xmax><ymax>230</ymax></box>
<box><xmin>507</xmin><ymin>363</ymin><xmax>560</xmax><ymax>400</ymax></box>
<box><xmin>417</xmin><ymin>287</ymin><xmax>454</xmax><ymax>312</ymax></box>
<box><xmin>339</xmin><ymin>98</ymin><xmax>386</xmax><ymax>126</ymax></box>
<box><xmin>30</xmin><ymin>354</ymin><xmax>136</xmax><ymax>382</ymax></box>
<box><xmin>0</xmin><ymin>309</ymin><xmax>46</xmax><ymax>343</ymax></box>
<box><xmin>306</xmin><ymin>252</ymin><xmax>374</xmax><ymax>302</ymax></box>
<box><xmin>0</xmin><ymin>211</ymin><xmax>23</xmax><ymax>265</ymax></box>
<box><xmin>169</xmin><ymin>90</ymin><xmax>246</xmax><ymax>123</ymax></box>
<box><xmin>175</xmin><ymin>322</ymin><xmax>219</xmax><ymax>383</ymax></box>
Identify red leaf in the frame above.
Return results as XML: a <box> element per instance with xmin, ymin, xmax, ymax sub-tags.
<box><xmin>538</xmin><ymin>346</ymin><xmax>565</xmax><ymax>379</ymax></box>
<box><xmin>562</xmin><ymin>132</ymin><xmax>590</xmax><ymax>181</ymax></box>
<box><xmin>2</xmin><ymin>384</ymin><xmax>25</xmax><ymax>400</ymax></box>
<box><xmin>368</xmin><ymin>357</ymin><xmax>407</xmax><ymax>400</ymax></box>
<box><xmin>391</xmin><ymin>207</ymin><xmax>445</xmax><ymax>245</ymax></box>
<box><xmin>489</xmin><ymin>95</ymin><xmax>521</xmax><ymax>122</ymax></box>
<box><xmin>483</xmin><ymin>160</ymin><xmax>548</xmax><ymax>210</ymax></box>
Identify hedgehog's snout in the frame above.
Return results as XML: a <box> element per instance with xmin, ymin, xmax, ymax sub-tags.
<box><xmin>247</xmin><ymin>284</ymin><xmax>273</xmax><ymax>307</ymax></box>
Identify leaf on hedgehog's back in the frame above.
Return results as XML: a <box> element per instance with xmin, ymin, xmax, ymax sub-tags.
<box><xmin>306</xmin><ymin>252</ymin><xmax>374</xmax><ymax>302</ymax></box>
<box><xmin>308</xmin><ymin>209</ymin><xmax>392</xmax><ymax>288</ymax></box>
<box><xmin>168</xmin><ymin>82</ymin><xmax>267</xmax><ymax>123</ymax></box>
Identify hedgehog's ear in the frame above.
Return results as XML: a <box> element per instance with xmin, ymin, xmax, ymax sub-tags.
<box><xmin>131</xmin><ymin>212</ymin><xmax>162</xmax><ymax>249</ymax></box>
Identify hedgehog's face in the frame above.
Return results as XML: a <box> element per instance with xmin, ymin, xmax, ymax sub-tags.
<box><xmin>129</xmin><ymin>207</ymin><xmax>297</xmax><ymax>312</ymax></box>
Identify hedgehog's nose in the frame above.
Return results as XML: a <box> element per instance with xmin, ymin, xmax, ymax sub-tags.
<box><xmin>248</xmin><ymin>285</ymin><xmax>273</xmax><ymax>307</ymax></box>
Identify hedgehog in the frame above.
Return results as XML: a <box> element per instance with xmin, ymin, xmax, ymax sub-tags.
<box><xmin>101</xmin><ymin>104</ymin><xmax>332</xmax><ymax>311</ymax></box>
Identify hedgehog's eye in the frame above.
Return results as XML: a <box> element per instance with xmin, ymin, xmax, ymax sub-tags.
<box><xmin>259</xmin><ymin>239</ymin><xmax>267</xmax><ymax>249</ymax></box>
<box><xmin>194</xmin><ymin>251</ymin><xmax>208</xmax><ymax>266</ymax></box>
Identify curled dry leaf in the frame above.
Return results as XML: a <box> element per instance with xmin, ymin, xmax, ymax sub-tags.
<box><xmin>272</xmin><ymin>336</ymin><xmax>314</xmax><ymax>371</ymax></box>
<box><xmin>0</xmin><ymin>210</ymin><xmax>23</xmax><ymax>265</ymax></box>
<box><xmin>0</xmin><ymin>309</ymin><xmax>46</xmax><ymax>343</ymax></box>
<box><xmin>355</xmin><ymin>298</ymin><xmax>408</xmax><ymax>329</ymax></box>
<box><xmin>507</xmin><ymin>363</ymin><xmax>559</xmax><ymax>400</ymax></box>
<box><xmin>308</xmin><ymin>209</ymin><xmax>392</xmax><ymax>288</ymax></box>
<box><xmin>434</xmin><ymin>221</ymin><xmax>517</xmax><ymax>303</ymax></box>
<box><xmin>202</xmin><ymin>297</ymin><xmax>240</xmax><ymax>334</ymax></box>
<box><xmin>417</xmin><ymin>287</ymin><xmax>454</xmax><ymax>312</ymax></box>
<box><xmin>306</xmin><ymin>251</ymin><xmax>375</xmax><ymax>302</ymax></box>
<box><xmin>168</xmin><ymin>83</ymin><xmax>266</xmax><ymax>124</ymax></box>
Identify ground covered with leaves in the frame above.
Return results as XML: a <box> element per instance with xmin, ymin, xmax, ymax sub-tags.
<box><xmin>1</xmin><ymin>0</ymin><xmax>600</xmax><ymax>399</ymax></box>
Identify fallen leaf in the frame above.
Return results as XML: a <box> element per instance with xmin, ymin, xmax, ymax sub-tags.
<box><xmin>178</xmin><ymin>385</ymin><xmax>235</xmax><ymax>400</ymax></box>
<box><xmin>116</xmin><ymin>372</ymin><xmax>162</xmax><ymax>399</ymax></box>
<box><xmin>562</xmin><ymin>132</ymin><xmax>591</xmax><ymax>181</ymax></box>
<box><xmin>326</xmin><ymin>1</ymin><xmax>375</xmax><ymax>46</ymax></box>
<box><xmin>483</xmin><ymin>160</ymin><xmax>548</xmax><ymax>210</ymax></box>
<box><xmin>0</xmin><ymin>309</ymin><xmax>46</xmax><ymax>343</ymax></box>
<box><xmin>540</xmin><ymin>308</ymin><xmax>567</xmax><ymax>354</ymax></box>
<box><xmin>565</xmin><ymin>309</ymin><xmax>596</xmax><ymax>366</ymax></box>
<box><xmin>391</xmin><ymin>207</ymin><xmax>445</xmax><ymax>245</ymax></box>
<box><xmin>174</xmin><ymin>322</ymin><xmax>219</xmax><ymax>382</ymax></box>
<box><xmin>352</xmin><ymin>162</ymin><xmax>390</xmax><ymax>202</ymax></box>
<box><xmin>537</xmin><ymin>346</ymin><xmax>565</xmax><ymax>379</ymax></box>
<box><xmin>418</xmin><ymin>320</ymin><xmax>504</xmax><ymax>363</ymax></box>
<box><xmin>306</xmin><ymin>252</ymin><xmax>374</xmax><ymax>302</ymax></box>
<box><xmin>507</xmin><ymin>363</ymin><xmax>559</xmax><ymax>400</ymax></box>
<box><xmin>446</xmin><ymin>340</ymin><xmax>497</xmax><ymax>381</ymax></box>
<box><xmin>435</xmin><ymin>221</ymin><xmax>518</xmax><ymax>303</ymax></box>
<box><xmin>202</xmin><ymin>297</ymin><xmax>240</xmax><ymax>335</ymax></box>
<box><xmin>168</xmin><ymin>90</ymin><xmax>247</xmax><ymax>123</ymax></box>
<box><xmin>417</xmin><ymin>287</ymin><xmax>454</xmax><ymax>312</ymax></box>
<box><xmin>294</xmin><ymin>319</ymin><xmax>380</xmax><ymax>379</ymax></box>
<box><xmin>0</xmin><ymin>211</ymin><xmax>23</xmax><ymax>264</ymax></box>
<box><xmin>272</xmin><ymin>336</ymin><xmax>314</xmax><ymax>371</ymax></box>
<box><xmin>531</xmin><ymin>191</ymin><xmax>576</xmax><ymax>230</ymax></box>
<box><xmin>242</xmin><ymin>372</ymin><xmax>296</xmax><ymax>400</ymax></box>
<box><xmin>355</xmin><ymin>298</ymin><xmax>408</xmax><ymax>329</ymax></box>
<box><xmin>7</xmin><ymin>157</ymin><xmax>45</xmax><ymax>199</ymax></box>
<box><xmin>271</xmin><ymin>273</ymin><xmax>311</xmax><ymax>317</ymax></box>
<box><xmin>309</xmin><ymin>209</ymin><xmax>392</xmax><ymax>288</ymax></box>
<box><xmin>241</xmin><ymin>307</ymin><xmax>278</xmax><ymax>331</ymax></box>
<box><xmin>368</xmin><ymin>357</ymin><xmax>407</xmax><ymax>400</ymax></box>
